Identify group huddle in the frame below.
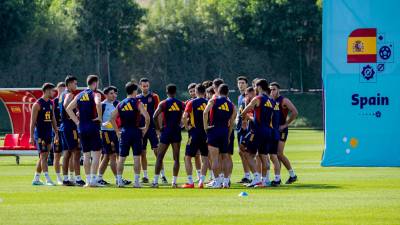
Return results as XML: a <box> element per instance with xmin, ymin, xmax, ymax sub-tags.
<box><xmin>30</xmin><ymin>75</ymin><xmax>298</xmax><ymax>189</ymax></box>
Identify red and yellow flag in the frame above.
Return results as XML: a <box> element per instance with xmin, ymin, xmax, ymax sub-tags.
<box><xmin>347</xmin><ymin>28</ymin><xmax>377</xmax><ymax>63</ymax></box>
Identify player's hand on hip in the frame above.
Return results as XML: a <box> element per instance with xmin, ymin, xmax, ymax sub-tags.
<box><xmin>29</xmin><ymin>137</ymin><xmax>34</xmax><ymax>146</ymax></box>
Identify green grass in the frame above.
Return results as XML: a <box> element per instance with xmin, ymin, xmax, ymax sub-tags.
<box><xmin>0</xmin><ymin>130</ymin><xmax>399</xmax><ymax>225</ymax></box>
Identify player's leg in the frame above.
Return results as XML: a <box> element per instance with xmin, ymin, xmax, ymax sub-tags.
<box><xmin>238</xmin><ymin>144</ymin><xmax>251</xmax><ymax>183</ymax></box>
<box><xmin>41</xmin><ymin>143</ymin><xmax>54</xmax><ymax>185</ymax></box>
<box><xmin>208</xmin><ymin>146</ymin><xmax>221</xmax><ymax>188</ymax></box>
<box><xmin>98</xmin><ymin>153</ymin><xmax>110</xmax><ymax>184</ymax></box>
<box><xmin>171</xmin><ymin>142</ymin><xmax>181</xmax><ymax>188</ymax></box>
<box><xmin>116</xmin><ymin>155</ymin><xmax>127</xmax><ymax>187</ymax></box>
<box><xmin>32</xmin><ymin>155</ymin><xmax>43</xmax><ymax>185</ymax></box>
<box><xmin>221</xmin><ymin>153</ymin><xmax>231</xmax><ymax>188</ymax></box>
<box><xmin>152</xmin><ymin>143</ymin><xmax>169</xmax><ymax>187</ymax></box>
<box><xmin>72</xmin><ymin>149</ymin><xmax>84</xmax><ymax>185</ymax></box>
<box><xmin>131</xmin><ymin>130</ymin><xmax>143</xmax><ymax>188</ymax></box>
<box><xmin>89</xmin><ymin>132</ymin><xmax>102</xmax><ymax>187</ymax></box>
<box><xmin>194</xmin><ymin>153</ymin><xmax>201</xmax><ymax>182</ymax></box>
<box><xmin>277</xmin><ymin>139</ymin><xmax>297</xmax><ymax>184</ymax></box>
<box><xmin>269</xmin><ymin>140</ymin><xmax>281</xmax><ymax>186</ymax></box>
<box><xmin>141</xmin><ymin>132</ymin><xmax>149</xmax><ymax>183</ymax></box>
<box><xmin>53</xmin><ymin>133</ymin><xmax>63</xmax><ymax>184</ymax></box>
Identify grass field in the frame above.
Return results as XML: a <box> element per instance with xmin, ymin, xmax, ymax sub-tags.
<box><xmin>0</xmin><ymin>130</ymin><xmax>399</xmax><ymax>225</ymax></box>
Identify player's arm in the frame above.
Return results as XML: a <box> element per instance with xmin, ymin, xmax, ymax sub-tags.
<box><xmin>51</xmin><ymin>103</ymin><xmax>59</xmax><ymax>143</ymax></box>
<box><xmin>66</xmin><ymin>95</ymin><xmax>79</xmax><ymax>126</ymax></box>
<box><xmin>139</xmin><ymin>102</ymin><xmax>150</xmax><ymax>135</ymax></box>
<box><xmin>203</xmin><ymin>99</ymin><xmax>214</xmax><ymax>132</ymax></box>
<box><xmin>110</xmin><ymin>108</ymin><xmax>121</xmax><ymax>139</ymax></box>
<box><xmin>93</xmin><ymin>92</ymin><xmax>102</xmax><ymax>123</ymax></box>
<box><xmin>182</xmin><ymin>100</ymin><xmax>192</xmax><ymax>130</ymax></box>
<box><xmin>228</xmin><ymin>106</ymin><xmax>237</xmax><ymax>143</ymax></box>
<box><xmin>153</xmin><ymin>101</ymin><xmax>163</xmax><ymax>131</ymax></box>
<box><xmin>281</xmin><ymin>98</ymin><xmax>298</xmax><ymax>130</ymax></box>
<box><xmin>241</xmin><ymin>97</ymin><xmax>259</xmax><ymax>118</ymax></box>
<box><xmin>29</xmin><ymin>103</ymin><xmax>40</xmax><ymax>145</ymax></box>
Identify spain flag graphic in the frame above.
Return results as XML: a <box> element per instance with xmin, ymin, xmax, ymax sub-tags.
<box><xmin>347</xmin><ymin>28</ymin><xmax>377</xmax><ymax>63</ymax></box>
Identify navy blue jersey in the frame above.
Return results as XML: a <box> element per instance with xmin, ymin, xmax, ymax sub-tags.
<box><xmin>159</xmin><ymin>97</ymin><xmax>184</xmax><ymax>129</ymax></box>
<box><xmin>136</xmin><ymin>91</ymin><xmax>160</xmax><ymax>128</ymax></box>
<box><xmin>184</xmin><ymin>97</ymin><xmax>208</xmax><ymax>129</ymax></box>
<box><xmin>76</xmin><ymin>89</ymin><xmax>98</xmax><ymax>124</ymax></box>
<box><xmin>271</xmin><ymin>99</ymin><xmax>281</xmax><ymax>140</ymax></box>
<box><xmin>35</xmin><ymin>98</ymin><xmax>53</xmax><ymax>137</ymax></box>
<box><xmin>117</xmin><ymin>97</ymin><xmax>141</xmax><ymax>129</ymax></box>
<box><xmin>59</xmin><ymin>90</ymin><xmax>77</xmax><ymax>131</ymax></box>
<box><xmin>253</xmin><ymin>94</ymin><xmax>274</xmax><ymax>129</ymax></box>
<box><xmin>275</xmin><ymin>95</ymin><xmax>289</xmax><ymax>125</ymax></box>
<box><xmin>209</xmin><ymin>96</ymin><xmax>234</xmax><ymax>127</ymax></box>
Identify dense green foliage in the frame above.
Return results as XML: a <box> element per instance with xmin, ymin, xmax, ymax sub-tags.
<box><xmin>0</xmin><ymin>0</ymin><xmax>323</xmax><ymax>128</ymax></box>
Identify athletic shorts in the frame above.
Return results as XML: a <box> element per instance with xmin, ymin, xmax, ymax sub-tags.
<box><xmin>254</xmin><ymin>127</ymin><xmax>273</xmax><ymax>155</ymax></box>
<box><xmin>52</xmin><ymin>130</ymin><xmax>62</xmax><ymax>153</ymax></box>
<box><xmin>119</xmin><ymin>128</ymin><xmax>142</xmax><ymax>157</ymax></box>
<box><xmin>80</xmin><ymin>130</ymin><xmax>102</xmax><ymax>153</ymax></box>
<box><xmin>186</xmin><ymin>128</ymin><xmax>208</xmax><ymax>157</ymax></box>
<box><xmin>34</xmin><ymin>130</ymin><xmax>52</xmax><ymax>153</ymax></box>
<box><xmin>160</xmin><ymin>127</ymin><xmax>182</xmax><ymax>145</ymax></box>
<box><xmin>242</xmin><ymin>129</ymin><xmax>258</xmax><ymax>155</ymax></box>
<box><xmin>207</xmin><ymin>126</ymin><xmax>229</xmax><ymax>154</ymax></box>
<box><xmin>228</xmin><ymin>131</ymin><xmax>234</xmax><ymax>155</ymax></box>
<box><xmin>280</xmin><ymin>128</ymin><xmax>289</xmax><ymax>142</ymax></box>
<box><xmin>268</xmin><ymin>139</ymin><xmax>279</xmax><ymax>155</ymax></box>
<box><xmin>237</xmin><ymin>129</ymin><xmax>246</xmax><ymax>145</ymax></box>
<box><xmin>60</xmin><ymin>121</ymin><xmax>79</xmax><ymax>151</ymax></box>
<box><xmin>142</xmin><ymin>127</ymin><xmax>159</xmax><ymax>150</ymax></box>
<box><xmin>101</xmin><ymin>130</ymin><xmax>119</xmax><ymax>155</ymax></box>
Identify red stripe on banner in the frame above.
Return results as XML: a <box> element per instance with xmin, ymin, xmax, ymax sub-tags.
<box><xmin>347</xmin><ymin>54</ymin><xmax>376</xmax><ymax>63</ymax></box>
<box><xmin>349</xmin><ymin>28</ymin><xmax>376</xmax><ymax>37</ymax></box>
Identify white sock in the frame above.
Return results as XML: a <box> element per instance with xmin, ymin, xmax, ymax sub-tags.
<box><xmin>56</xmin><ymin>173</ymin><xmax>62</xmax><ymax>180</ymax></box>
<box><xmin>153</xmin><ymin>175</ymin><xmax>159</xmax><ymax>184</ymax></box>
<box><xmin>200</xmin><ymin>175</ymin><xmax>206</xmax><ymax>183</ymax></box>
<box><xmin>223</xmin><ymin>177</ymin><xmax>230</xmax><ymax>185</ymax></box>
<box><xmin>160</xmin><ymin>169</ymin><xmax>165</xmax><ymax>177</ymax></box>
<box><xmin>263</xmin><ymin>176</ymin><xmax>270</xmax><ymax>183</ymax></box>
<box><xmin>76</xmin><ymin>175</ymin><xmax>82</xmax><ymax>181</ymax></box>
<box><xmin>34</xmin><ymin>172</ymin><xmax>41</xmax><ymax>181</ymax></box>
<box><xmin>275</xmin><ymin>175</ymin><xmax>281</xmax><ymax>182</ymax></box>
<box><xmin>98</xmin><ymin>174</ymin><xmax>103</xmax><ymax>181</ymax></box>
<box><xmin>86</xmin><ymin>174</ymin><xmax>90</xmax><ymax>184</ymax></box>
<box><xmin>187</xmin><ymin>175</ymin><xmax>193</xmax><ymax>184</ymax></box>
<box><xmin>196</xmin><ymin>170</ymin><xmax>201</xmax><ymax>179</ymax></box>
<box><xmin>172</xmin><ymin>176</ymin><xmax>177</xmax><ymax>184</ymax></box>
<box><xmin>69</xmin><ymin>172</ymin><xmax>74</xmax><ymax>180</ymax></box>
<box><xmin>116</xmin><ymin>175</ymin><xmax>122</xmax><ymax>184</ymax></box>
<box><xmin>266</xmin><ymin>170</ymin><xmax>270</xmax><ymax>181</ymax></box>
<box><xmin>143</xmin><ymin>170</ymin><xmax>148</xmax><ymax>178</ymax></box>
<box><xmin>44</xmin><ymin>172</ymin><xmax>51</xmax><ymax>181</ymax></box>
<box><xmin>244</xmin><ymin>172</ymin><xmax>250</xmax><ymax>179</ymax></box>
<box><xmin>63</xmin><ymin>175</ymin><xmax>68</xmax><ymax>181</ymax></box>
<box><xmin>289</xmin><ymin>169</ymin><xmax>296</xmax><ymax>177</ymax></box>
<box><xmin>91</xmin><ymin>174</ymin><xmax>97</xmax><ymax>184</ymax></box>
<box><xmin>210</xmin><ymin>171</ymin><xmax>215</xmax><ymax>179</ymax></box>
<box><xmin>134</xmin><ymin>174</ymin><xmax>140</xmax><ymax>184</ymax></box>
<box><xmin>253</xmin><ymin>172</ymin><xmax>260</xmax><ymax>182</ymax></box>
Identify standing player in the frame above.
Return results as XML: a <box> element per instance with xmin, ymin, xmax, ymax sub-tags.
<box><xmin>203</xmin><ymin>84</ymin><xmax>236</xmax><ymax>188</ymax></box>
<box><xmin>67</xmin><ymin>75</ymin><xmax>102</xmax><ymax>187</ymax></box>
<box><xmin>30</xmin><ymin>83</ymin><xmax>58</xmax><ymax>186</ymax></box>
<box><xmin>186</xmin><ymin>82</ymin><xmax>202</xmax><ymax>182</ymax></box>
<box><xmin>96</xmin><ymin>86</ymin><xmax>131</xmax><ymax>186</ymax></box>
<box><xmin>136</xmin><ymin>78</ymin><xmax>167</xmax><ymax>184</ymax></box>
<box><xmin>270</xmin><ymin>82</ymin><xmax>298</xmax><ymax>184</ymax></box>
<box><xmin>59</xmin><ymin>76</ymin><xmax>84</xmax><ymax>186</ymax></box>
<box><xmin>110</xmin><ymin>81</ymin><xmax>150</xmax><ymax>188</ymax></box>
<box><xmin>182</xmin><ymin>84</ymin><xmax>209</xmax><ymax>188</ymax></box>
<box><xmin>152</xmin><ymin>84</ymin><xmax>185</xmax><ymax>188</ymax></box>
<box><xmin>241</xmin><ymin>79</ymin><xmax>281</xmax><ymax>187</ymax></box>
<box><xmin>52</xmin><ymin>82</ymin><xmax>66</xmax><ymax>184</ymax></box>
<box><xmin>236</xmin><ymin>76</ymin><xmax>252</xmax><ymax>184</ymax></box>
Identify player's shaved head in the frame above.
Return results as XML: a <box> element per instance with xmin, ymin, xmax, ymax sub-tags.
<box><xmin>195</xmin><ymin>84</ymin><xmax>206</xmax><ymax>94</ymax></box>
<box><xmin>270</xmin><ymin>82</ymin><xmax>280</xmax><ymax>89</ymax></box>
<box><xmin>65</xmin><ymin>75</ymin><xmax>77</xmax><ymax>86</ymax></box>
<box><xmin>218</xmin><ymin>84</ymin><xmax>229</xmax><ymax>96</ymax></box>
<box><xmin>256</xmin><ymin>79</ymin><xmax>269</xmax><ymax>92</ymax></box>
<box><xmin>42</xmin><ymin>83</ymin><xmax>55</xmax><ymax>92</ymax></box>
<box><xmin>213</xmin><ymin>78</ymin><xmax>224</xmax><ymax>88</ymax></box>
<box><xmin>166</xmin><ymin>84</ymin><xmax>177</xmax><ymax>96</ymax></box>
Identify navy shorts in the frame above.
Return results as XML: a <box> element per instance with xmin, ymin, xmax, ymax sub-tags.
<box><xmin>241</xmin><ymin>129</ymin><xmax>258</xmax><ymax>155</ymax></box>
<box><xmin>268</xmin><ymin>139</ymin><xmax>279</xmax><ymax>155</ymax></box>
<box><xmin>142</xmin><ymin>127</ymin><xmax>159</xmax><ymax>150</ymax></box>
<box><xmin>160</xmin><ymin>127</ymin><xmax>182</xmax><ymax>145</ymax></box>
<box><xmin>60</xmin><ymin>122</ymin><xmax>79</xmax><ymax>151</ymax></box>
<box><xmin>52</xmin><ymin>131</ymin><xmax>62</xmax><ymax>153</ymax></box>
<box><xmin>254</xmin><ymin>127</ymin><xmax>273</xmax><ymax>155</ymax></box>
<box><xmin>186</xmin><ymin>128</ymin><xmax>208</xmax><ymax>157</ymax></box>
<box><xmin>228</xmin><ymin>131</ymin><xmax>234</xmax><ymax>155</ymax></box>
<box><xmin>280</xmin><ymin>128</ymin><xmax>289</xmax><ymax>142</ymax></box>
<box><xmin>34</xmin><ymin>131</ymin><xmax>52</xmax><ymax>153</ymax></box>
<box><xmin>119</xmin><ymin>128</ymin><xmax>142</xmax><ymax>157</ymax></box>
<box><xmin>207</xmin><ymin>126</ymin><xmax>229</xmax><ymax>154</ymax></box>
<box><xmin>237</xmin><ymin>129</ymin><xmax>246</xmax><ymax>146</ymax></box>
<box><xmin>101</xmin><ymin>130</ymin><xmax>119</xmax><ymax>155</ymax></box>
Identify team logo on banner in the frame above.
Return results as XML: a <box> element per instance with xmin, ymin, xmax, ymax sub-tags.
<box><xmin>347</xmin><ymin>28</ymin><xmax>377</xmax><ymax>63</ymax></box>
